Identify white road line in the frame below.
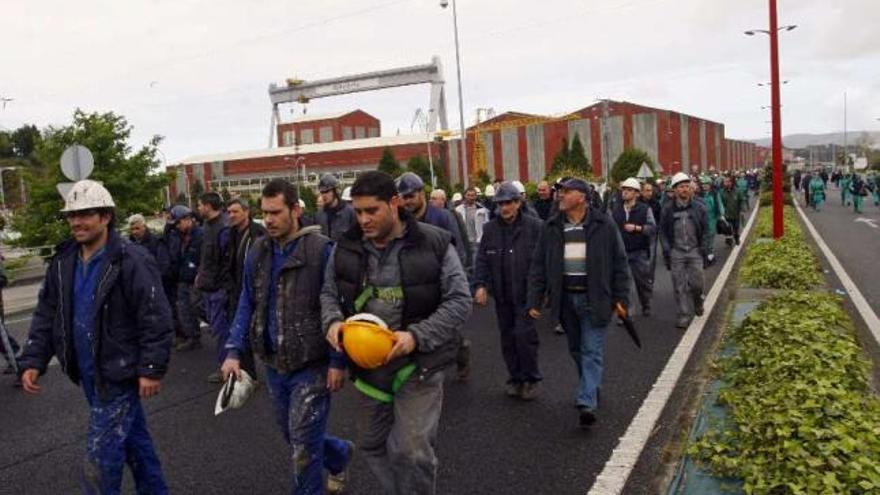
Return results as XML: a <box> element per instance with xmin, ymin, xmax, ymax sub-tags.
<box><xmin>589</xmin><ymin>203</ymin><xmax>759</xmax><ymax>495</ymax></box>
<box><xmin>794</xmin><ymin>199</ymin><xmax>880</xmax><ymax>347</ymax></box>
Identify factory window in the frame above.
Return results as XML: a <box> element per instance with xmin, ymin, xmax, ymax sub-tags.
<box><xmin>355</xmin><ymin>126</ymin><xmax>366</xmax><ymax>139</ymax></box>
<box><xmin>342</xmin><ymin>126</ymin><xmax>353</xmax><ymax>140</ymax></box>
<box><xmin>301</xmin><ymin>128</ymin><xmax>315</xmax><ymax>144</ymax></box>
<box><xmin>368</xmin><ymin>127</ymin><xmax>379</xmax><ymax>138</ymax></box>
<box><xmin>319</xmin><ymin>126</ymin><xmax>333</xmax><ymax>143</ymax></box>
<box><xmin>282</xmin><ymin>130</ymin><xmax>295</xmax><ymax>146</ymax></box>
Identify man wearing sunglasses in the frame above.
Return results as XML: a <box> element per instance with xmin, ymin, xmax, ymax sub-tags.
<box><xmin>19</xmin><ymin>180</ymin><xmax>173</xmax><ymax>494</ymax></box>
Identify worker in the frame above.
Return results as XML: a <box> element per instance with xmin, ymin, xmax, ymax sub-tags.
<box><xmin>169</xmin><ymin>205</ymin><xmax>204</xmax><ymax>352</ymax></box>
<box><xmin>196</xmin><ymin>192</ymin><xmax>233</xmax><ymax>383</ymax></box>
<box><xmin>613</xmin><ymin>178</ymin><xmax>657</xmax><ymax>316</ymax></box>
<box><xmin>316</xmin><ymin>174</ymin><xmax>356</xmax><ymax>241</ymax></box>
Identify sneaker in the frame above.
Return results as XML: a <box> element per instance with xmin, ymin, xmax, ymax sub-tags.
<box><xmin>326</xmin><ymin>441</ymin><xmax>356</xmax><ymax>494</ymax></box>
<box><xmin>641</xmin><ymin>306</ymin><xmax>652</xmax><ymax>317</ymax></box>
<box><xmin>175</xmin><ymin>339</ymin><xmax>202</xmax><ymax>352</ymax></box>
<box><xmin>694</xmin><ymin>296</ymin><xmax>705</xmax><ymax>317</ymax></box>
<box><xmin>520</xmin><ymin>382</ymin><xmax>538</xmax><ymax>401</ymax></box>
<box><xmin>554</xmin><ymin>324</ymin><xmax>565</xmax><ymax>335</ymax></box>
<box><xmin>456</xmin><ymin>339</ymin><xmax>471</xmax><ymax>382</ymax></box>
<box><xmin>578</xmin><ymin>406</ymin><xmax>597</xmax><ymax>429</ymax></box>
<box><xmin>506</xmin><ymin>382</ymin><xmax>522</xmax><ymax>398</ymax></box>
<box><xmin>206</xmin><ymin>371</ymin><xmax>223</xmax><ymax>384</ymax></box>
<box><xmin>734</xmin><ymin>236</ymin><xmax>740</xmax><ymax>246</ymax></box>
<box><xmin>675</xmin><ymin>317</ymin><xmax>692</xmax><ymax>329</ymax></box>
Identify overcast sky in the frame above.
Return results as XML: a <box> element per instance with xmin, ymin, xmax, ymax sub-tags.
<box><xmin>2</xmin><ymin>0</ymin><xmax>879</xmax><ymax>164</ymax></box>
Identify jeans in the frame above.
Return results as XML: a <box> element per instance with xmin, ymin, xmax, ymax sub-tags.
<box><xmin>203</xmin><ymin>289</ymin><xmax>230</xmax><ymax>364</ymax></box>
<box><xmin>82</xmin><ymin>388</ymin><xmax>167</xmax><ymax>495</ymax></box>
<box><xmin>356</xmin><ymin>371</ymin><xmax>444</xmax><ymax>495</ymax></box>
<box><xmin>265</xmin><ymin>365</ymin><xmax>350</xmax><ymax>495</ymax></box>
<box><xmin>494</xmin><ymin>303</ymin><xmax>541</xmax><ymax>384</ymax></box>
<box><xmin>559</xmin><ymin>292</ymin><xmax>607</xmax><ymax>410</ymax></box>
<box><xmin>176</xmin><ymin>282</ymin><xmax>201</xmax><ymax>341</ymax></box>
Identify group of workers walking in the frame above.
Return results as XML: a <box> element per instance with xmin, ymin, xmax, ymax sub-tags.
<box><xmin>7</xmin><ymin>165</ymin><xmax>755</xmax><ymax>494</ymax></box>
<box><xmin>796</xmin><ymin>168</ymin><xmax>880</xmax><ymax>213</ymax></box>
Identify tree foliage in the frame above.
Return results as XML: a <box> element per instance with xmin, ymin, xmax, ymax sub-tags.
<box><xmin>611</xmin><ymin>147</ymin><xmax>654</xmax><ymax>185</ymax></box>
<box><xmin>550</xmin><ymin>135</ymin><xmax>590</xmax><ymax>176</ymax></box>
<box><xmin>378</xmin><ymin>147</ymin><xmax>403</xmax><ymax>177</ymax></box>
<box><xmin>11</xmin><ymin>109</ymin><xmax>172</xmax><ymax>247</ymax></box>
<box><xmin>406</xmin><ymin>154</ymin><xmax>447</xmax><ymax>190</ymax></box>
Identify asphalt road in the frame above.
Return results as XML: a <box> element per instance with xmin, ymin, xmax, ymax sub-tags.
<box><xmin>0</xmin><ymin>232</ymin><xmax>740</xmax><ymax>495</ymax></box>
<box><xmin>797</xmin><ymin>184</ymin><xmax>880</xmax><ymax>311</ymax></box>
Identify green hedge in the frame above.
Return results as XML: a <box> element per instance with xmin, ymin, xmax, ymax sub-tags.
<box><xmin>759</xmin><ymin>191</ymin><xmax>793</xmax><ymax>207</ymax></box>
<box><xmin>753</xmin><ymin>206</ymin><xmax>802</xmax><ymax>240</ymax></box>
<box><xmin>690</xmin><ymin>291</ymin><xmax>880</xmax><ymax>494</ymax></box>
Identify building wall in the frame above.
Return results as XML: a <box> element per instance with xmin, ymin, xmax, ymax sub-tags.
<box><xmin>275</xmin><ymin>110</ymin><xmax>380</xmax><ymax>147</ymax></box>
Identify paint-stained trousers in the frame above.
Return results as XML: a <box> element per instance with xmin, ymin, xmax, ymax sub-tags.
<box><xmin>670</xmin><ymin>249</ymin><xmax>704</xmax><ymax>321</ymax></box>
<box><xmin>356</xmin><ymin>371</ymin><xmax>444</xmax><ymax>495</ymax></box>
<box><xmin>494</xmin><ymin>302</ymin><xmax>541</xmax><ymax>384</ymax></box>
<box><xmin>265</xmin><ymin>365</ymin><xmax>351</xmax><ymax>495</ymax></box>
<box><xmin>82</xmin><ymin>388</ymin><xmax>167</xmax><ymax>495</ymax></box>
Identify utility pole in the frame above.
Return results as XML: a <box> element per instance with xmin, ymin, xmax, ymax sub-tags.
<box><xmin>600</xmin><ymin>99</ymin><xmax>611</xmax><ymax>182</ymax></box>
<box><xmin>768</xmin><ymin>0</ymin><xmax>784</xmax><ymax>239</ymax></box>
<box><xmin>843</xmin><ymin>91</ymin><xmax>848</xmax><ymax>166</ymax></box>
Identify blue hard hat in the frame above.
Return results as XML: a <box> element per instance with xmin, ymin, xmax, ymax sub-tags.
<box><xmin>169</xmin><ymin>205</ymin><xmax>192</xmax><ymax>224</ymax></box>
<box><xmin>396</xmin><ymin>172</ymin><xmax>425</xmax><ymax>196</ymax></box>
<box><xmin>494</xmin><ymin>182</ymin><xmax>520</xmax><ymax>202</ymax></box>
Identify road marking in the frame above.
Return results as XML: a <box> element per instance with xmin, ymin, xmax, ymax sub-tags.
<box><xmin>796</xmin><ymin>200</ymin><xmax>880</xmax><ymax>347</ymax></box>
<box><xmin>854</xmin><ymin>217</ymin><xmax>878</xmax><ymax>229</ymax></box>
<box><xmin>589</xmin><ymin>204</ymin><xmax>759</xmax><ymax>495</ymax></box>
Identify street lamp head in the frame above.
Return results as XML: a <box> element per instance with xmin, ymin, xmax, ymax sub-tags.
<box><xmin>744</xmin><ymin>30</ymin><xmax>757</xmax><ymax>36</ymax></box>
<box><xmin>782</xmin><ymin>24</ymin><xmax>797</xmax><ymax>31</ymax></box>
<box><xmin>440</xmin><ymin>0</ymin><xmax>449</xmax><ymax>8</ymax></box>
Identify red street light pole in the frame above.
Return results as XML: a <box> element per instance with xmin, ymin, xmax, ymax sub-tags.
<box><xmin>745</xmin><ymin>2</ymin><xmax>796</xmax><ymax>239</ymax></box>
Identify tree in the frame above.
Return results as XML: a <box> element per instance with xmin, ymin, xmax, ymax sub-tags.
<box><xmin>611</xmin><ymin>148</ymin><xmax>654</xmax><ymax>186</ymax></box>
<box><xmin>189</xmin><ymin>179</ymin><xmax>204</xmax><ymax>209</ymax></box>
<box><xmin>11</xmin><ymin>109</ymin><xmax>172</xmax><ymax>247</ymax></box>
<box><xmin>378</xmin><ymin>147</ymin><xmax>403</xmax><ymax>177</ymax></box>
<box><xmin>569</xmin><ymin>134</ymin><xmax>590</xmax><ymax>176</ymax></box>
<box><xmin>11</xmin><ymin>125</ymin><xmax>41</xmax><ymax>158</ymax></box>
<box><xmin>299</xmin><ymin>185</ymin><xmax>317</xmax><ymax>212</ymax></box>
<box><xmin>550</xmin><ymin>137</ymin><xmax>570</xmax><ymax>175</ymax></box>
<box><xmin>406</xmin><ymin>154</ymin><xmax>446</xmax><ymax>188</ymax></box>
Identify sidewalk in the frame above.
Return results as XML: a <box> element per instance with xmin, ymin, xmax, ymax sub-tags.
<box><xmin>3</xmin><ymin>282</ymin><xmax>41</xmax><ymax>317</ymax></box>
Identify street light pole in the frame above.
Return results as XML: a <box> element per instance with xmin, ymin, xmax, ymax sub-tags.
<box><xmin>442</xmin><ymin>0</ymin><xmax>469</xmax><ymax>188</ymax></box>
<box><xmin>768</xmin><ymin>0</ymin><xmax>784</xmax><ymax>239</ymax></box>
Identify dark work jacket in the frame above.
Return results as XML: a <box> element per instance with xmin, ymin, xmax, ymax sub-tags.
<box><xmin>474</xmin><ymin>211</ymin><xmax>543</xmax><ymax>306</ymax></box>
<box><xmin>612</xmin><ymin>201</ymin><xmax>651</xmax><ymax>253</ymax></box>
<box><xmin>197</xmin><ymin>213</ymin><xmax>230</xmax><ymax>292</ymax></box>
<box><xmin>130</xmin><ymin>230</ymin><xmax>170</xmax><ymax>280</ymax></box>
<box><xmin>334</xmin><ymin>213</ymin><xmax>455</xmax><ymax>391</ymax></box>
<box><xmin>527</xmin><ymin>209</ymin><xmax>631</xmax><ymax>328</ymax></box>
<box><xmin>248</xmin><ymin>227</ymin><xmax>331</xmax><ymax>373</ymax></box>
<box><xmin>227</xmin><ymin>220</ymin><xmax>266</xmax><ymax>314</ymax></box>
<box><xmin>317</xmin><ymin>200</ymin><xmax>356</xmax><ymax>242</ymax></box>
<box><xmin>422</xmin><ymin>204</ymin><xmax>467</xmax><ymax>267</ymax></box>
<box><xmin>19</xmin><ymin>231</ymin><xmax>173</xmax><ymax>401</ymax></box>
<box><xmin>532</xmin><ymin>198</ymin><xmax>556</xmax><ymax>221</ymax></box>
<box><xmin>176</xmin><ymin>226</ymin><xmax>203</xmax><ymax>284</ymax></box>
<box><xmin>640</xmin><ymin>197</ymin><xmax>662</xmax><ymax>227</ymax></box>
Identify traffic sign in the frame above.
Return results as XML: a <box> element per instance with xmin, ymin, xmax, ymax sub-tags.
<box><xmin>636</xmin><ymin>162</ymin><xmax>654</xmax><ymax>179</ymax></box>
<box><xmin>60</xmin><ymin>145</ymin><xmax>94</xmax><ymax>181</ymax></box>
<box><xmin>57</xmin><ymin>182</ymin><xmax>76</xmax><ymax>200</ymax></box>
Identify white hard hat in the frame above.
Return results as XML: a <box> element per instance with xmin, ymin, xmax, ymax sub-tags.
<box><xmin>452</xmin><ymin>192</ymin><xmax>462</xmax><ymax>202</ymax></box>
<box><xmin>214</xmin><ymin>370</ymin><xmax>256</xmax><ymax>416</ymax></box>
<box><xmin>298</xmin><ymin>199</ymin><xmax>305</xmax><ymax>208</ymax></box>
<box><xmin>61</xmin><ymin>179</ymin><xmax>115</xmax><ymax>213</ymax></box>
<box><xmin>511</xmin><ymin>180</ymin><xmax>525</xmax><ymax>194</ymax></box>
<box><xmin>620</xmin><ymin>178</ymin><xmax>641</xmax><ymax>190</ymax></box>
<box><xmin>341</xmin><ymin>186</ymin><xmax>352</xmax><ymax>201</ymax></box>
<box><xmin>670</xmin><ymin>172</ymin><xmax>691</xmax><ymax>188</ymax></box>
<box><xmin>484</xmin><ymin>184</ymin><xmax>496</xmax><ymax>197</ymax></box>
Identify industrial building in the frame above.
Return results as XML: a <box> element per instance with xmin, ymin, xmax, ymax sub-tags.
<box><xmin>168</xmin><ymin>100</ymin><xmax>765</xmax><ymax>199</ymax></box>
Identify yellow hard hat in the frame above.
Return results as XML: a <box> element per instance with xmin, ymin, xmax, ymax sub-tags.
<box><xmin>341</xmin><ymin>314</ymin><xmax>396</xmax><ymax>369</ymax></box>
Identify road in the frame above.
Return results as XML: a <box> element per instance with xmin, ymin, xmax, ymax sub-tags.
<box><xmin>0</xmin><ymin>230</ymin><xmax>742</xmax><ymax>495</ymax></box>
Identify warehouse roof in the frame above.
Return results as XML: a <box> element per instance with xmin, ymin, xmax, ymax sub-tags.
<box><xmin>175</xmin><ymin>132</ymin><xmax>451</xmax><ymax>165</ymax></box>
<box><xmin>283</xmin><ymin>110</ymin><xmax>377</xmax><ymax>124</ymax></box>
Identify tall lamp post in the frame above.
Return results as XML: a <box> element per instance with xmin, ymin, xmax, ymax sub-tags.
<box><xmin>441</xmin><ymin>0</ymin><xmax>468</xmax><ymax>188</ymax></box>
<box><xmin>745</xmin><ymin>1</ymin><xmax>796</xmax><ymax>240</ymax></box>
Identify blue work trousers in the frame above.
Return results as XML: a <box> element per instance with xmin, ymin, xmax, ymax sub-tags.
<box><xmin>82</xmin><ymin>388</ymin><xmax>167</xmax><ymax>495</ymax></box>
<box><xmin>203</xmin><ymin>289</ymin><xmax>230</xmax><ymax>364</ymax></box>
<box><xmin>559</xmin><ymin>292</ymin><xmax>608</xmax><ymax>410</ymax></box>
<box><xmin>176</xmin><ymin>282</ymin><xmax>201</xmax><ymax>341</ymax></box>
<box><xmin>265</xmin><ymin>365</ymin><xmax>350</xmax><ymax>495</ymax></box>
<box><xmin>494</xmin><ymin>303</ymin><xmax>541</xmax><ymax>384</ymax></box>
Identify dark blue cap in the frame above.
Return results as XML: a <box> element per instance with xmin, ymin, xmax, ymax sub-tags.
<box><xmin>396</xmin><ymin>172</ymin><xmax>425</xmax><ymax>196</ymax></box>
<box><xmin>560</xmin><ymin>178</ymin><xmax>589</xmax><ymax>194</ymax></box>
<box><xmin>494</xmin><ymin>182</ymin><xmax>520</xmax><ymax>202</ymax></box>
<box><xmin>169</xmin><ymin>205</ymin><xmax>192</xmax><ymax>224</ymax></box>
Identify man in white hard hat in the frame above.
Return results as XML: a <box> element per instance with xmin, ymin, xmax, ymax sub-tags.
<box><xmin>19</xmin><ymin>180</ymin><xmax>173</xmax><ymax>493</ymax></box>
<box><xmin>451</xmin><ymin>191</ymin><xmax>463</xmax><ymax>208</ymax></box>
<box><xmin>511</xmin><ymin>180</ymin><xmax>539</xmax><ymax>218</ymax></box>
<box><xmin>612</xmin><ymin>178</ymin><xmax>657</xmax><ymax>316</ymax></box>
<box><xmin>658</xmin><ymin>172</ymin><xmax>711</xmax><ymax>329</ymax></box>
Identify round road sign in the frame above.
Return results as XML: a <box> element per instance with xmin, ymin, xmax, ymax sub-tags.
<box><xmin>60</xmin><ymin>145</ymin><xmax>95</xmax><ymax>181</ymax></box>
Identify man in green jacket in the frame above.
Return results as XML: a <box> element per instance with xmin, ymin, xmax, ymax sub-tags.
<box><xmin>719</xmin><ymin>175</ymin><xmax>744</xmax><ymax>246</ymax></box>
<box><xmin>697</xmin><ymin>177</ymin><xmax>723</xmax><ymax>263</ymax></box>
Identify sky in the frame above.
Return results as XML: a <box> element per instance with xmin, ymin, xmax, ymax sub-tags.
<box><xmin>1</xmin><ymin>0</ymin><xmax>879</xmax><ymax>165</ymax></box>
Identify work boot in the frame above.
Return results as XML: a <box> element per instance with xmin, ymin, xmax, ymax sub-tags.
<box><xmin>506</xmin><ymin>382</ymin><xmax>522</xmax><ymax>398</ymax></box>
<box><xmin>206</xmin><ymin>370</ymin><xmax>223</xmax><ymax>384</ymax></box>
<box><xmin>520</xmin><ymin>382</ymin><xmax>539</xmax><ymax>401</ymax></box>
<box><xmin>578</xmin><ymin>406</ymin><xmax>597</xmax><ymax>429</ymax></box>
<box><xmin>675</xmin><ymin>317</ymin><xmax>692</xmax><ymax>330</ymax></box>
<box><xmin>694</xmin><ymin>295</ymin><xmax>705</xmax><ymax>317</ymax></box>
<box><xmin>734</xmin><ymin>236</ymin><xmax>740</xmax><ymax>246</ymax></box>
<box><xmin>326</xmin><ymin>441</ymin><xmax>356</xmax><ymax>494</ymax></box>
<box><xmin>456</xmin><ymin>339</ymin><xmax>471</xmax><ymax>382</ymax></box>
<box><xmin>641</xmin><ymin>304</ymin><xmax>652</xmax><ymax>317</ymax></box>
<box><xmin>554</xmin><ymin>324</ymin><xmax>565</xmax><ymax>335</ymax></box>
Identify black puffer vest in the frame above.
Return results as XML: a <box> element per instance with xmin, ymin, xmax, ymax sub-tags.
<box><xmin>248</xmin><ymin>226</ymin><xmax>330</xmax><ymax>373</ymax></box>
<box><xmin>612</xmin><ymin>201</ymin><xmax>650</xmax><ymax>253</ymax></box>
<box><xmin>334</xmin><ymin>213</ymin><xmax>454</xmax><ymax>390</ymax></box>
